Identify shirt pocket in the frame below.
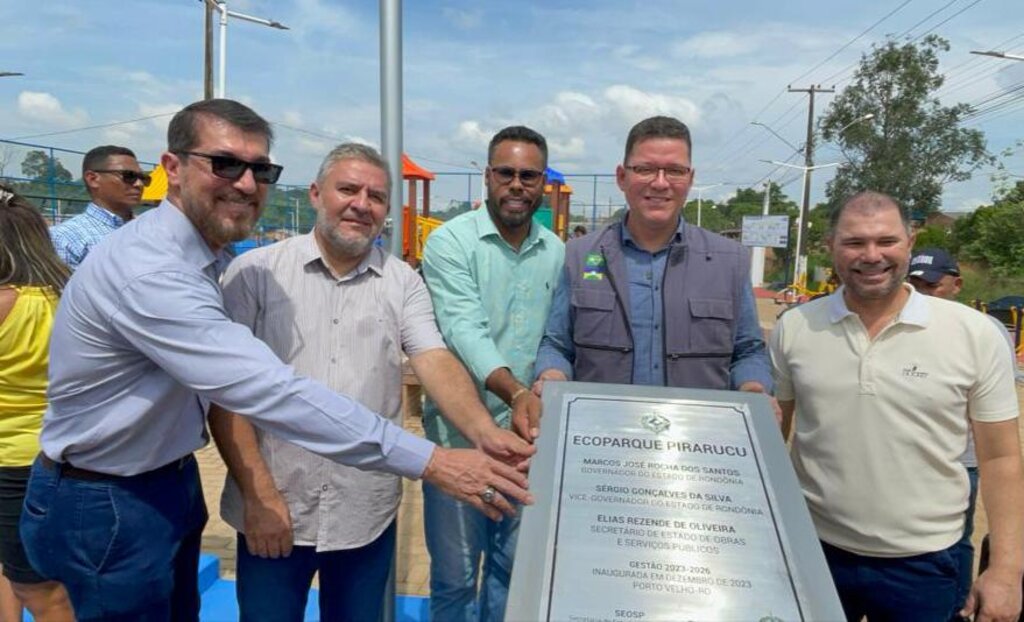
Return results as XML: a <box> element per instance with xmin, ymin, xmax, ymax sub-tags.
<box><xmin>687</xmin><ymin>298</ymin><xmax>734</xmax><ymax>355</ymax></box>
<box><xmin>572</xmin><ymin>288</ymin><xmax>629</xmax><ymax>350</ymax></box>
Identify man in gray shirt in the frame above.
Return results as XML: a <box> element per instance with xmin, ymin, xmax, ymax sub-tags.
<box><xmin>19</xmin><ymin>99</ymin><xmax>532</xmax><ymax>621</ymax></box>
<box><xmin>210</xmin><ymin>143</ymin><xmax>534</xmax><ymax>620</ymax></box>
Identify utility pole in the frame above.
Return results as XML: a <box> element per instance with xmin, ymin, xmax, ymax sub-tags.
<box><xmin>204</xmin><ymin>2</ymin><xmax>214</xmax><ymax>99</ymax></box>
<box><xmin>788</xmin><ymin>84</ymin><xmax>833</xmax><ymax>287</ymax></box>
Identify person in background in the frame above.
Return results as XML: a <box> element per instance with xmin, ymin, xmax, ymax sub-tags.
<box><xmin>908</xmin><ymin>247</ymin><xmax>1023</xmax><ymax>622</ymax></box>
<box><xmin>49</xmin><ymin>145</ymin><xmax>149</xmax><ymax>269</ymax></box>
<box><xmin>0</xmin><ymin>184</ymin><xmax>74</xmax><ymax>621</ymax></box>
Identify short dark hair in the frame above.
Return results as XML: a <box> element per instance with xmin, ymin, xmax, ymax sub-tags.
<box><xmin>487</xmin><ymin>126</ymin><xmax>548</xmax><ymax>168</ymax></box>
<box><xmin>829</xmin><ymin>190</ymin><xmax>911</xmax><ymax>234</ymax></box>
<box><xmin>82</xmin><ymin>145</ymin><xmax>136</xmax><ymax>177</ymax></box>
<box><xmin>623</xmin><ymin>116</ymin><xmax>692</xmax><ymax>163</ymax></box>
<box><xmin>167</xmin><ymin>99</ymin><xmax>273</xmax><ymax>154</ymax></box>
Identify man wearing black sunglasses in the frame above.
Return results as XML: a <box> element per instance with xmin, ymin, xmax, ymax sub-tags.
<box><xmin>22</xmin><ymin>99</ymin><xmax>533</xmax><ymax>621</ymax></box>
<box><xmin>49</xmin><ymin>145</ymin><xmax>147</xmax><ymax>269</ymax></box>
<box><xmin>421</xmin><ymin>126</ymin><xmax>564</xmax><ymax>622</ymax></box>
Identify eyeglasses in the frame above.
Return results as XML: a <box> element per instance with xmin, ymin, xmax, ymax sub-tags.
<box><xmin>489</xmin><ymin>166</ymin><xmax>545</xmax><ymax>187</ymax></box>
<box><xmin>177</xmin><ymin>151</ymin><xmax>283</xmax><ymax>184</ymax></box>
<box><xmin>624</xmin><ymin>164</ymin><xmax>692</xmax><ymax>183</ymax></box>
<box><xmin>91</xmin><ymin>169</ymin><xmax>152</xmax><ymax>187</ymax></box>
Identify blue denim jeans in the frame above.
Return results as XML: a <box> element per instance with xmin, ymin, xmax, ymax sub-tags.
<box><xmin>822</xmin><ymin>540</ymin><xmax>959</xmax><ymax>622</ymax></box>
<box><xmin>423</xmin><ymin>482</ymin><xmax>519</xmax><ymax>622</ymax></box>
<box><xmin>235</xmin><ymin>521</ymin><xmax>396</xmax><ymax>622</ymax></box>
<box><xmin>951</xmin><ymin>466</ymin><xmax>980</xmax><ymax>614</ymax></box>
<box><xmin>19</xmin><ymin>454</ymin><xmax>207</xmax><ymax>622</ymax></box>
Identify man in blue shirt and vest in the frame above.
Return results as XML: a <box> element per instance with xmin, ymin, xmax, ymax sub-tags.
<box><xmin>535</xmin><ymin>116</ymin><xmax>773</xmax><ymax>400</ymax></box>
<box><xmin>19</xmin><ymin>99</ymin><xmax>533</xmax><ymax>621</ymax></box>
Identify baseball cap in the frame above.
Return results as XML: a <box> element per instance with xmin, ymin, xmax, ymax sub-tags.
<box><xmin>909</xmin><ymin>248</ymin><xmax>960</xmax><ymax>284</ymax></box>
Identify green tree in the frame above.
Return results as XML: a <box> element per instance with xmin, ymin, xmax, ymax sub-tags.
<box><xmin>821</xmin><ymin>35</ymin><xmax>990</xmax><ymax>215</ymax></box>
<box><xmin>953</xmin><ymin>181</ymin><xmax>1024</xmax><ymax>276</ymax></box>
<box><xmin>20</xmin><ymin>150</ymin><xmax>73</xmax><ymax>182</ymax></box>
<box><xmin>912</xmin><ymin>224</ymin><xmax>953</xmax><ymax>250</ymax></box>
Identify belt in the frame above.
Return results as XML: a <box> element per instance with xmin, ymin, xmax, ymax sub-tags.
<box><xmin>39</xmin><ymin>454</ymin><xmax>193</xmax><ymax>481</ymax></box>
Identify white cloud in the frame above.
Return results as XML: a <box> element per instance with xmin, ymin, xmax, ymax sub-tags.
<box><xmin>282</xmin><ymin>110</ymin><xmax>304</xmax><ymax>127</ymax></box>
<box><xmin>603</xmin><ymin>85</ymin><xmax>702</xmax><ymax>127</ymax></box>
<box><xmin>549</xmin><ymin>136</ymin><xmax>586</xmax><ymax>159</ymax></box>
<box><xmin>536</xmin><ymin>91</ymin><xmax>601</xmax><ymax>129</ymax></box>
<box><xmin>441</xmin><ymin>7</ymin><xmax>483</xmax><ymax>30</ymax></box>
<box><xmin>673</xmin><ymin>31</ymin><xmax>759</xmax><ymax>59</ymax></box>
<box><xmin>17</xmin><ymin>91</ymin><xmax>88</xmax><ymax>127</ymax></box>
<box><xmin>453</xmin><ymin>120</ymin><xmax>492</xmax><ymax>150</ymax></box>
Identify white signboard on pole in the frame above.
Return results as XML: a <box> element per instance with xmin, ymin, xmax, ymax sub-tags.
<box><xmin>741</xmin><ymin>215</ymin><xmax>789</xmax><ymax>248</ymax></box>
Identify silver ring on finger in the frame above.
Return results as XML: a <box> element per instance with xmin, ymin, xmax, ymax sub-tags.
<box><xmin>480</xmin><ymin>485</ymin><xmax>496</xmax><ymax>504</ymax></box>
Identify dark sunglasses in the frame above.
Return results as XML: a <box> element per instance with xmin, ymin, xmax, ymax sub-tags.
<box><xmin>490</xmin><ymin>166</ymin><xmax>544</xmax><ymax>186</ymax></box>
<box><xmin>177</xmin><ymin>151</ymin><xmax>283</xmax><ymax>184</ymax></box>
<box><xmin>92</xmin><ymin>169</ymin><xmax>152</xmax><ymax>187</ymax></box>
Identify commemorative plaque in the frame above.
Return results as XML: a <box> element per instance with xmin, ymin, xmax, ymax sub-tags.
<box><xmin>507</xmin><ymin>382</ymin><xmax>843</xmax><ymax>622</ymax></box>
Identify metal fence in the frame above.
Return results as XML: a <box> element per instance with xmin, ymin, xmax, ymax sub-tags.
<box><xmin>0</xmin><ymin>138</ymin><xmax>627</xmax><ymax>237</ymax></box>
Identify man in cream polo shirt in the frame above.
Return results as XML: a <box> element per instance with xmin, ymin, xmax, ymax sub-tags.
<box><xmin>771</xmin><ymin>191</ymin><xmax>1024</xmax><ymax>622</ymax></box>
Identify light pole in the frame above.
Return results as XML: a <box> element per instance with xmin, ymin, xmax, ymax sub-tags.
<box><xmin>693</xmin><ymin>183</ymin><xmax>723</xmax><ymax>227</ymax></box>
<box><xmin>750</xmin><ymin>121</ymin><xmax>802</xmax><ymax>154</ymax></box>
<box><xmin>202</xmin><ymin>1</ymin><xmax>289</xmax><ymax>99</ymax></box>
<box><xmin>764</xmin><ymin>160</ymin><xmax>840</xmax><ymax>287</ymax></box>
<box><xmin>971</xmin><ymin>50</ymin><xmax>1024</xmax><ymax>62</ymax></box>
<box><xmin>470</xmin><ymin>160</ymin><xmax>486</xmax><ymax>208</ymax></box>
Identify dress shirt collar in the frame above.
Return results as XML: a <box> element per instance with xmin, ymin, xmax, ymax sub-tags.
<box><xmin>827</xmin><ymin>282</ymin><xmax>929</xmax><ymax>327</ymax></box>
<box><xmin>620</xmin><ymin>213</ymin><xmax>685</xmax><ymax>252</ymax></box>
<box><xmin>473</xmin><ymin>205</ymin><xmax>545</xmax><ymax>252</ymax></box>
<box><xmin>156</xmin><ymin>199</ymin><xmax>224</xmax><ymax>272</ymax></box>
<box><xmin>85</xmin><ymin>202</ymin><xmax>131</xmax><ymax>228</ymax></box>
<box><xmin>298</xmin><ymin>231</ymin><xmax>385</xmax><ymax>281</ymax></box>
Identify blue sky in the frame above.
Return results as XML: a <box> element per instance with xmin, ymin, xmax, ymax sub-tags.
<box><xmin>0</xmin><ymin>0</ymin><xmax>1021</xmax><ymax>214</ymax></box>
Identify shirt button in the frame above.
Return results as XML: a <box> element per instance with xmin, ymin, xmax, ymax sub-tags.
<box><xmin>654</xmin><ymin>286</ymin><xmax>660</xmax><ymax>291</ymax></box>
<box><xmin>332</xmin><ymin>319</ymin><xmax>339</xmax><ymax>325</ymax></box>
<box><xmin>654</xmin><ymin>324</ymin><xmax>660</xmax><ymax>330</ymax></box>
<box><xmin>322</xmin><ymin>484</ymin><xmax>329</xmax><ymax>491</ymax></box>
<box><xmin>330</xmin><ymin>357</ymin><xmax>337</xmax><ymax>364</ymax></box>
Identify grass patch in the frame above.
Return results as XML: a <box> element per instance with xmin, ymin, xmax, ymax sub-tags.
<box><xmin>958</xmin><ymin>263</ymin><xmax>1024</xmax><ymax>305</ymax></box>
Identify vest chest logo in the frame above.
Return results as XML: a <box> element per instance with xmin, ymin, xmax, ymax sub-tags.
<box><xmin>641</xmin><ymin>412</ymin><xmax>671</xmax><ymax>435</ymax></box>
<box><xmin>583</xmin><ymin>252</ymin><xmax>605</xmax><ymax>280</ymax></box>
<box><xmin>901</xmin><ymin>364</ymin><xmax>929</xmax><ymax>379</ymax></box>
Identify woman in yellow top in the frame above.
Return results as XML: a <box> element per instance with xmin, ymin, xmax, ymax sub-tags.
<box><xmin>0</xmin><ymin>184</ymin><xmax>73</xmax><ymax>621</ymax></box>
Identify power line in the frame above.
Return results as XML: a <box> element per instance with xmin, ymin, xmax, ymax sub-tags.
<box><xmin>7</xmin><ymin>112</ymin><xmax>175</xmax><ymax>141</ymax></box>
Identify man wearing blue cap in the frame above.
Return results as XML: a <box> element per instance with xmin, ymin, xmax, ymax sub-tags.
<box><xmin>909</xmin><ymin>247</ymin><xmax>1022</xmax><ymax>622</ymax></box>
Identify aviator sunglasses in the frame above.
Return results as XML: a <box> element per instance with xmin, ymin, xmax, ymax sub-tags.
<box><xmin>176</xmin><ymin>151</ymin><xmax>284</xmax><ymax>184</ymax></box>
<box><xmin>91</xmin><ymin>169</ymin><xmax>153</xmax><ymax>187</ymax></box>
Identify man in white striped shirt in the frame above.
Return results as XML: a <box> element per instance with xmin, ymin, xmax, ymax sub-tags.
<box><xmin>209</xmin><ymin>143</ymin><xmax>534</xmax><ymax>621</ymax></box>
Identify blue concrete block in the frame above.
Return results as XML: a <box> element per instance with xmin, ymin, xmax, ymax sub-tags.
<box><xmin>396</xmin><ymin>594</ymin><xmax>429</xmax><ymax>622</ymax></box>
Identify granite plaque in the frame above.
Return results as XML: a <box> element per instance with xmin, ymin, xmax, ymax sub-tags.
<box><xmin>507</xmin><ymin>382</ymin><xmax>843</xmax><ymax>622</ymax></box>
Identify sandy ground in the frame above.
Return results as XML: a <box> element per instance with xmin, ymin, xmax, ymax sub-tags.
<box><xmin>196</xmin><ymin>296</ymin><xmax>1013</xmax><ymax>596</ymax></box>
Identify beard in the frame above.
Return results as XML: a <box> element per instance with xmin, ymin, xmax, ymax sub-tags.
<box><xmin>180</xmin><ymin>189</ymin><xmax>260</xmax><ymax>249</ymax></box>
<box><xmin>486</xmin><ymin>193</ymin><xmax>541</xmax><ymax>230</ymax></box>
<box><xmin>316</xmin><ymin>210</ymin><xmax>381</xmax><ymax>258</ymax></box>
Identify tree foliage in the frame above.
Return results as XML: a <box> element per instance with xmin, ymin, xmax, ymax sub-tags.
<box><xmin>953</xmin><ymin>181</ymin><xmax>1024</xmax><ymax>277</ymax></box>
<box><xmin>20</xmin><ymin>150</ymin><xmax>73</xmax><ymax>182</ymax></box>
<box><xmin>821</xmin><ymin>35</ymin><xmax>990</xmax><ymax>215</ymax></box>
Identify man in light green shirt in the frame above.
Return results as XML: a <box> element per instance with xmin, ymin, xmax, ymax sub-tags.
<box><xmin>421</xmin><ymin>126</ymin><xmax>564</xmax><ymax>622</ymax></box>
